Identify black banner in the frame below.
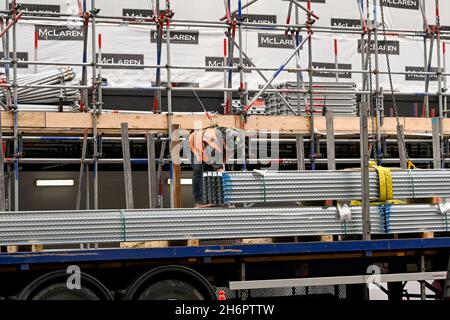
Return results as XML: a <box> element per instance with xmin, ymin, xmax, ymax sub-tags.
<box><xmin>380</xmin><ymin>0</ymin><xmax>419</xmax><ymax>10</ymax></box>
<box><xmin>312</xmin><ymin>62</ymin><xmax>352</xmax><ymax>79</ymax></box>
<box><xmin>36</xmin><ymin>25</ymin><xmax>83</xmax><ymax>41</ymax></box>
<box><xmin>358</xmin><ymin>40</ymin><xmax>400</xmax><ymax>55</ymax></box>
<box><xmin>123</xmin><ymin>8</ymin><xmax>154</xmax><ymax>19</ymax></box>
<box><xmin>151</xmin><ymin>31</ymin><xmax>199</xmax><ymax>45</ymax></box>
<box><xmin>258</xmin><ymin>34</ymin><xmax>299</xmax><ymax>49</ymax></box>
<box><xmin>240</xmin><ymin>14</ymin><xmax>277</xmax><ymax>24</ymax></box>
<box><xmin>10</xmin><ymin>2</ymin><xmax>60</xmax><ymax>15</ymax></box>
<box><xmin>405</xmin><ymin>66</ymin><xmax>438</xmax><ymax>81</ymax></box>
<box><xmin>205</xmin><ymin>57</ymin><xmax>252</xmax><ymax>73</ymax></box>
<box><xmin>331</xmin><ymin>18</ymin><xmax>362</xmax><ymax>28</ymax></box>
<box><xmin>0</xmin><ymin>52</ymin><xmax>29</xmax><ymax>69</ymax></box>
<box><xmin>98</xmin><ymin>54</ymin><xmax>145</xmax><ymax>69</ymax></box>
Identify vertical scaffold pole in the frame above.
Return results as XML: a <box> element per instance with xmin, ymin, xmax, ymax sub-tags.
<box><xmin>237</xmin><ymin>0</ymin><xmax>247</xmax><ymax>107</ymax></box>
<box><xmin>98</xmin><ymin>33</ymin><xmax>103</xmax><ymax>113</ymax></box>
<box><xmin>154</xmin><ymin>0</ymin><xmax>162</xmax><ymax>113</ymax></box>
<box><xmin>334</xmin><ymin>39</ymin><xmax>339</xmax><ymax>83</ymax></box>
<box><xmin>34</xmin><ymin>31</ymin><xmax>38</xmax><ymax>74</ymax></box>
<box><xmin>226</xmin><ymin>0</ymin><xmax>234</xmax><ymax>115</ymax></box>
<box><xmin>12</xmin><ymin>0</ymin><xmax>19</xmax><ymax>211</ymax></box>
<box><xmin>435</xmin><ymin>0</ymin><xmax>445</xmax><ymax>167</ymax></box>
<box><xmin>372</xmin><ymin>0</ymin><xmax>382</xmax><ymax>160</ymax></box>
<box><xmin>91</xmin><ymin>0</ymin><xmax>99</xmax><ymax>210</ymax></box>
<box><xmin>307</xmin><ymin>0</ymin><xmax>316</xmax><ymax>170</ymax></box>
<box><xmin>121</xmin><ymin>123</ymin><xmax>134</xmax><ymax>209</ymax></box>
<box><xmin>444</xmin><ymin>42</ymin><xmax>448</xmax><ymax>117</ymax></box>
<box><xmin>0</xmin><ymin>103</ymin><xmax>4</xmax><ymax>211</ymax></box>
<box><xmin>358</xmin><ymin>0</ymin><xmax>371</xmax><ymax>242</ymax></box>
<box><xmin>419</xmin><ymin>0</ymin><xmax>430</xmax><ymax>117</ymax></box>
<box><xmin>80</xmin><ymin>0</ymin><xmax>88</xmax><ymax>111</ymax></box>
<box><xmin>147</xmin><ymin>133</ymin><xmax>158</xmax><ymax>208</ymax></box>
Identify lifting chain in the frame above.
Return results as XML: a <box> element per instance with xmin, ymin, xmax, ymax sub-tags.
<box><xmin>366</xmin><ymin>0</ymin><xmax>378</xmax><ymax>163</ymax></box>
<box><xmin>379</xmin><ymin>1</ymin><xmax>410</xmax><ymax>164</ymax></box>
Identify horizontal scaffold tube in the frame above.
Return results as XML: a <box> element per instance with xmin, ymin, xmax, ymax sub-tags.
<box><xmin>203</xmin><ymin>170</ymin><xmax>450</xmax><ymax>205</ymax></box>
<box><xmin>0</xmin><ymin>204</ymin><xmax>447</xmax><ymax>246</ymax></box>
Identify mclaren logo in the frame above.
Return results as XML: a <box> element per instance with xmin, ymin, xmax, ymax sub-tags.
<box><xmin>405</xmin><ymin>66</ymin><xmax>438</xmax><ymax>81</ymax></box>
<box><xmin>150</xmin><ymin>31</ymin><xmax>199</xmax><ymax>45</ymax></box>
<box><xmin>358</xmin><ymin>40</ymin><xmax>400</xmax><ymax>55</ymax></box>
<box><xmin>312</xmin><ymin>62</ymin><xmax>352</xmax><ymax>79</ymax></box>
<box><xmin>258</xmin><ymin>34</ymin><xmax>297</xmax><ymax>49</ymax></box>
<box><xmin>205</xmin><ymin>57</ymin><xmax>252</xmax><ymax>73</ymax></box>
<box><xmin>331</xmin><ymin>18</ymin><xmax>362</xmax><ymax>28</ymax></box>
<box><xmin>0</xmin><ymin>52</ymin><xmax>29</xmax><ymax>69</ymax></box>
<box><xmin>98</xmin><ymin>54</ymin><xmax>145</xmax><ymax>69</ymax></box>
<box><xmin>36</xmin><ymin>25</ymin><xmax>83</xmax><ymax>41</ymax></box>
<box><xmin>380</xmin><ymin>0</ymin><xmax>419</xmax><ymax>10</ymax></box>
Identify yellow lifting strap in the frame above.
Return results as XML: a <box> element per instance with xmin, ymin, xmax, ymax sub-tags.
<box><xmin>408</xmin><ymin>160</ymin><xmax>417</xmax><ymax>170</ymax></box>
<box><xmin>350</xmin><ymin>199</ymin><xmax>406</xmax><ymax>206</ymax></box>
<box><xmin>369</xmin><ymin>161</ymin><xmax>394</xmax><ymax>202</ymax></box>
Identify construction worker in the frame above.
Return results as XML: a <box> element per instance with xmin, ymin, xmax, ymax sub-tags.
<box><xmin>189</xmin><ymin>126</ymin><xmax>242</xmax><ymax>208</ymax></box>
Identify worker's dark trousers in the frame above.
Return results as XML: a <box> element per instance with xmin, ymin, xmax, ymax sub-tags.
<box><xmin>191</xmin><ymin>154</ymin><xmax>204</xmax><ymax>204</ymax></box>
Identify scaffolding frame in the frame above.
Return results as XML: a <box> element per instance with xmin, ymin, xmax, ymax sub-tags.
<box><xmin>0</xmin><ymin>0</ymin><xmax>448</xmax><ymax>223</ymax></box>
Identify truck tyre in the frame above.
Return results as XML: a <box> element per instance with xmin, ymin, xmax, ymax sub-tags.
<box><xmin>17</xmin><ymin>271</ymin><xmax>113</xmax><ymax>300</ymax></box>
<box><xmin>137</xmin><ymin>279</ymin><xmax>205</xmax><ymax>300</ymax></box>
<box><xmin>30</xmin><ymin>283</ymin><xmax>100</xmax><ymax>300</ymax></box>
<box><xmin>124</xmin><ymin>265</ymin><xmax>216</xmax><ymax>300</ymax></box>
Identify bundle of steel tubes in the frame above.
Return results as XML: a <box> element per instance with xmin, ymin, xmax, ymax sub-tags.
<box><xmin>202</xmin><ymin>170</ymin><xmax>450</xmax><ymax>205</ymax></box>
<box><xmin>0</xmin><ymin>204</ymin><xmax>447</xmax><ymax>246</ymax></box>
<box><xmin>0</xmin><ymin>67</ymin><xmax>80</xmax><ymax>106</ymax></box>
<box><xmin>264</xmin><ymin>82</ymin><xmax>358</xmax><ymax>116</ymax></box>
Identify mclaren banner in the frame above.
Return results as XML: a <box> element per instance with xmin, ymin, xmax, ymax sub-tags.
<box><xmin>3</xmin><ymin>0</ymin><xmax>450</xmax><ymax>93</ymax></box>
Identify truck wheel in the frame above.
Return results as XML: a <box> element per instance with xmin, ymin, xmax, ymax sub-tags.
<box><xmin>17</xmin><ymin>271</ymin><xmax>113</xmax><ymax>300</ymax></box>
<box><xmin>137</xmin><ymin>279</ymin><xmax>205</xmax><ymax>300</ymax></box>
<box><xmin>124</xmin><ymin>265</ymin><xmax>216</xmax><ymax>300</ymax></box>
<box><xmin>30</xmin><ymin>283</ymin><xmax>100</xmax><ymax>300</ymax></box>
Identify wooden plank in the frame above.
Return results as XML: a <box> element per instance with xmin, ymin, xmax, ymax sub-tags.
<box><xmin>76</xmin><ymin>130</ymin><xmax>88</xmax><ymax>210</ymax></box>
<box><xmin>320</xmin><ymin>235</ymin><xmax>334</xmax><ymax>242</ymax></box>
<box><xmin>98</xmin><ymin>114</ymin><xmax>168</xmax><ymax>130</ymax></box>
<box><xmin>2</xmin><ymin>112</ymin><xmax>450</xmax><ymax>136</ymax></box>
<box><xmin>170</xmin><ymin>124</ymin><xmax>182</xmax><ymax>208</ymax></box>
<box><xmin>326</xmin><ymin>111</ymin><xmax>336</xmax><ymax>170</ymax></box>
<box><xmin>244</xmin><ymin>116</ymin><xmax>310</xmax><ymax>133</ymax></box>
<box><xmin>171</xmin><ymin>114</ymin><xmax>236</xmax><ymax>130</ymax></box>
<box><xmin>296</xmin><ymin>135</ymin><xmax>305</xmax><ymax>170</ymax></box>
<box><xmin>404</xmin><ymin>117</ymin><xmax>433</xmax><ymax>135</ymax></box>
<box><xmin>147</xmin><ymin>133</ymin><xmax>158</xmax><ymax>208</ymax></box>
<box><xmin>241</xmin><ymin>238</ymin><xmax>274</xmax><ymax>244</ymax></box>
<box><xmin>121</xmin><ymin>123</ymin><xmax>134</xmax><ymax>209</ymax></box>
<box><xmin>316</xmin><ymin>116</ymin><xmax>361</xmax><ymax>135</ymax></box>
<box><xmin>432</xmin><ymin>118</ymin><xmax>442</xmax><ymax>169</ymax></box>
<box><xmin>120</xmin><ymin>241</ymin><xmax>169</xmax><ymax>248</ymax></box>
<box><xmin>45</xmin><ymin>112</ymin><xmax>91</xmax><ymax>129</ymax></box>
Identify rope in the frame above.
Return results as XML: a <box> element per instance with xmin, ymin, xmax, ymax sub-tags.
<box><xmin>120</xmin><ymin>209</ymin><xmax>127</xmax><ymax>242</ymax></box>
<box><xmin>343</xmin><ymin>220</ymin><xmax>347</xmax><ymax>236</ymax></box>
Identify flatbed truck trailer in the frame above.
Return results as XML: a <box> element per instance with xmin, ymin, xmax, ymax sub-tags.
<box><xmin>1</xmin><ymin>238</ymin><xmax>450</xmax><ymax>300</ymax></box>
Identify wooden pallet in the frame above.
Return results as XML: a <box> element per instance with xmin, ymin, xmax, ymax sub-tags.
<box><xmin>6</xmin><ymin>245</ymin><xmax>44</xmax><ymax>253</ymax></box>
<box><xmin>120</xmin><ymin>239</ymin><xmax>200</xmax><ymax>249</ymax></box>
